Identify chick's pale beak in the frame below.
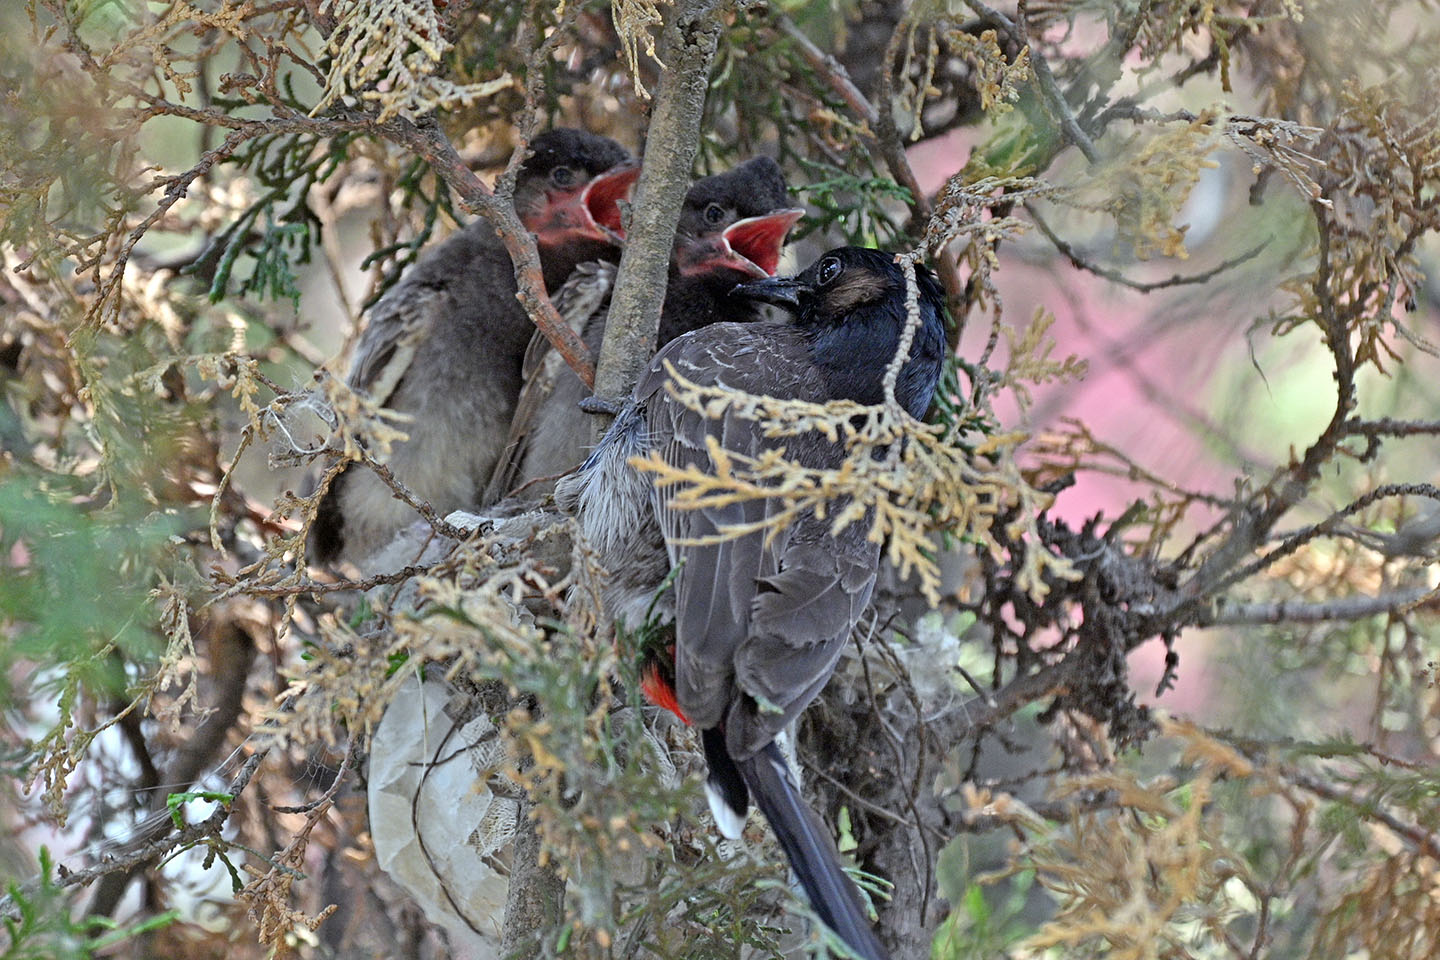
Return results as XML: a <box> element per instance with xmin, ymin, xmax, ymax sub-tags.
<box><xmin>529</xmin><ymin>162</ymin><xmax>640</xmax><ymax>248</ymax></box>
<box><xmin>729</xmin><ymin>273</ymin><xmax>810</xmax><ymax>309</ymax></box>
<box><xmin>677</xmin><ymin>208</ymin><xmax>805</xmax><ymax>279</ymax></box>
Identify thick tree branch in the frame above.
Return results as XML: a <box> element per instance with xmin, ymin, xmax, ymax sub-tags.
<box><xmin>589</xmin><ymin>0</ymin><xmax>724</xmax><ymax>420</ymax></box>
<box><xmin>1173</xmin><ymin>203</ymin><xmax>1360</xmax><ymax>613</ymax></box>
<box><xmin>499</xmin><ymin>797</ymin><xmax>566</xmax><ymax>957</ymax></box>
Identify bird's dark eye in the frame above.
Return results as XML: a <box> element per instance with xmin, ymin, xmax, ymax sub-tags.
<box><xmin>703</xmin><ymin>202</ymin><xmax>726</xmax><ymax>225</ymax></box>
<box><xmin>815</xmin><ymin>256</ymin><xmax>843</xmax><ymax>286</ymax></box>
<box><xmin>550</xmin><ymin>166</ymin><xmax>577</xmax><ymax>188</ymax></box>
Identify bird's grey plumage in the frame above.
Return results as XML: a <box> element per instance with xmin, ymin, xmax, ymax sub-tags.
<box><xmin>491</xmin><ymin>156</ymin><xmax>798</xmax><ymax>505</ymax></box>
<box><xmin>560</xmin><ymin>248</ymin><xmax>947</xmax><ymax>960</ymax></box>
<box><xmin>567</xmin><ymin>321</ymin><xmax>880</xmax><ymax>756</ymax></box>
<box><xmin>481</xmin><ymin>260</ymin><xmax>617</xmax><ymax>504</ymax></box>
<box><xmin>309</xmin><ymin>129</ymin><xmax>632</xmax><ymax>565</ymax></box>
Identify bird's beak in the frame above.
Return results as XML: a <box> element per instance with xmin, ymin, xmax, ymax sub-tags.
<box><xmin>581</xmin><ymin>161</ymin><xmax>642</xmax><ymax>239</ymax></box>
<box><xmin>729</xmin><ymin>273</ymin><xmax>811</xmax><ymax>309</ymax></box>
<box><xmin>677</xmin><ymin>208</ymin><xmax>805</xmax><ymax>279</ymax></box>
<box><xmin>529</xmin><ymin>161</ymin><xmax>641</xmax><ymax>248</ymax></box>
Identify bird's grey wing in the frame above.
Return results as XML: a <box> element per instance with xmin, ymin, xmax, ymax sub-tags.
<box><xmin>726</xmin><ymin>515</ymin><xmax>879</xmax><ymax>759</ymax></box>
<box><xmin>643</xmin><ymin>323</ymin><xmax>835</xmax><ymax>737</ymax></box>
<box><xmin>345</xmin><ymin>283</ymin><xmax>439</xmax><ymax>405</ymax></box>
<box><xmin>481</xmin><ymin>260</ymin><xmax>614</xmax><ymax>505</ymax></box>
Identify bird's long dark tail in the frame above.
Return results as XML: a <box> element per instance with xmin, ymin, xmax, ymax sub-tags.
<box><xmin>733</xmin><ymin>740</ymin><xmax>889</xmax><ymax>960</ymax></box>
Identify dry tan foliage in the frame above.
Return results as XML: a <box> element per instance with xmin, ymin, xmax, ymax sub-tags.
<box><xmin>1090</xmin><ymin>112</ymin><xmax>1224</xmax><ymax>261</ymax></box>
<box><xmin>1000</xmin><ymin>308</ymin><xmax>1089</xmax><ymax>413</ymax></box>
<box><xmin>1312</xmin><ymin>851</ymin><xmax>1440</xmax><ymax>959</ymax></box>
<box><xmin>611</xmin><ymin>0</ymin><xmax>670</xmax><ymax>98</ymax></box>
<box><xmin>633</xmin><ymin>360</ymin><xmax>1076</xmax><ymax>607</ymax></box>
<box><xmin>959</xmin><ymin>716</ymin><xmax>1440</xmax><ymax>960</ymax></box>
<box><xmin>316</xmin><ymin>0</ymin><xmax>517</xmax><ymax>121</ymax></box>
<box><xmin>892</xmin><ymin>4</ymin><xmax>1031</xmax><ymax>139</ymax></box>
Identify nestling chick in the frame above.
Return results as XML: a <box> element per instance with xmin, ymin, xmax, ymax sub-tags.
<box><xmin>487</xmin><ymin>155</ymin><xmax>802</xmax><ymax>502</ymax></box>
<box><xmin>310</xmin><ymin>129</ymin><xmax>638</xmax><ymax>566</ymax></box>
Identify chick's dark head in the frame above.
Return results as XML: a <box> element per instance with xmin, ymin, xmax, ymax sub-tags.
<box><xmin>516</xmin><ymin>129</ymin><xmax>638</xmax><ymax>258</ymax></box>
<box><xmin>733</xmin><ymin>247</ymin><xmax>949</xmax><ymax>418</ymax></box>
<box><xmin>673</xmin><ymin>156</ymin><xmax>803</xmax><ymax>282</ymax></box>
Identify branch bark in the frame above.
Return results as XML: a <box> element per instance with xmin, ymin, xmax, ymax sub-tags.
<box><xmin>1200</xmin><ymin>587</ymin><xmax>1438</xmax><ymax>626</ymax></box>
<box><xmin>589</xmin><ymin>0</ymin><xmax>724</xmax><ymax>423</ymax></box>
<box><xmin>86</xmin><ymin>620</ymin><xmax>258</xmax><ymax>917</ymax></box>
<box><xmin>499</xmin><ymin>798</ymin><xmax>566</xmax><ymax>957</ymax></box>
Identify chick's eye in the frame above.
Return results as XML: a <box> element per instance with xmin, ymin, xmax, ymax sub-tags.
<box><xmin>703</xmin><ymin>202</ymin><xmax>726</xmax><ymax>225</ymax></box>
<box><xmin>550</xmin><ymin>166</ymin><xmax>577</xmax><ymax>188</ymax></box>
<box><xmin>816</xmin><ymin>256</ymin><xmax>843</xmax><ymax>286</ymax></box>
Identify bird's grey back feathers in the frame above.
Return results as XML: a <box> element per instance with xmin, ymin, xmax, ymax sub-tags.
<box><xmin>563</xmin><ymin>319</ymin><xmax>880</xmax><ymax>759</ymax></box>
<box><xmin>313</xmin><ymin>225</ymin><xmax>538</xmax><ymax>563</ymax></box>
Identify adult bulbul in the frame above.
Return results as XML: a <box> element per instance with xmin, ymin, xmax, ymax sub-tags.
<box><xmin>560</xmin><ymin>248</ymin><xmax>948</xmax><ymax>959</ymax></box>
<box><xmin>310</xmin><ymin>129</ymin><xmax>638</xmax><ymax>565</ymax></box>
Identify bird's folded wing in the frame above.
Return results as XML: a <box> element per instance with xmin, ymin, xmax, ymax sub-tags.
<box><xmin>345</xmin><ymin>284</ymin><xmax>439</xmax><ymax>405</ymax></box>
<box><xmin>652</xmin><ymin>379</ymin><xmax>774</xmax><ymax>732</ymax></box>
<box><xmin>482</xmin><ymin>260</ymin><xmax>614</xmax><ymax>504</ymax></box>
<box><xmin>640</xmin><ymin>323</ymin><xmax>867</xmax><ymax>743</ymax></box>
<box><xmin>728</xmin><ymin>523</ymin><xmax>878</xmax><ymax>758</ymax></box>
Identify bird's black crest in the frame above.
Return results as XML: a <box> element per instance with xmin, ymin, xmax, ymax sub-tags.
<box><xmin>681</xmin><ymin>155</ymin><xmax>790</xmax><ymax>225</ymax></box>
<box><xmin>524</xmin><ymin>128</ymin><xmax>631</xmax><ymax>180</ymax></box>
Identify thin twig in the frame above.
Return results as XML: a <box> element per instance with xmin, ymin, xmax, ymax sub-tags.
<box><xmin>1203</xmin><ymin>482</ymin><xmax>1440</xmax><ymax>605</ymax></box>
<box><xmin>356</xmin><ymin>453</ymin><xmax>475</xmax><ymax>542</ymax></box>
<box><xmin>1027</xmin><ymin>203</ymin><xmax>1269</xmax><ymax>292</ymax></box>
<box><xmin>12</xmin><ymin>750</ymin><xmax>268</xmax><ymax>908</ymax></box>
<box><xmin>775</xmin><ymin>15</ymin><xmax>967</xmax><ymax>319</ymax></box>
<box><xmin>967</xmin><ymin>0</ymin><xmax>1098</xmax><ymax>162</ymax></box>
<box><xmin>219</xmin><ymin>563</ymin><xmax>434</xmax><ymax>598</ymax></box>
<box><xmin>1343</xmin><ymin>417</ymin><xmax>1440</xmax><ymax>438</ymax></box>
<box><xmin>380</xmin><ymin>117</ymin><xmax>597</xmax><ymax>387</ymax></box>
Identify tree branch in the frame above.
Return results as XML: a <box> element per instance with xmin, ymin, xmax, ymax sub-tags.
<box><xmin>87</xmin><ymin>621</ymin><xmax>259</xmax><ymax>917</ymax></box>
<box><xmin>0</xmin><ymin>749</ymin><xmax>269</xmax><ymax>923</ymax></box>
<box><xmin>589</xmin><ymin>0</ymin><xmax>724</xmax><ymax>421</ymax></box>
<box><xmin>1026</xmin><ymin>203</ymin><xmax>1268</xmax><ymax>293</ymax></box>
<box><xmin>499</xmin><ymin>797</ymin><xmax>566</xmax><ymax>957</ymax></box>
<box><xmin>967</xmin><ymin>0</ymin><xmax>1099</xmax><ymax>162</ymax></box>
<box><xmin>1201</xmin><ymin>586</ymin><xmax>1437</xmax><ymax>626</ymax></box>
<box><xmin>776</xmin><ymin>15</ymin><xmax>968</xmax><ymax>331</ymax></box>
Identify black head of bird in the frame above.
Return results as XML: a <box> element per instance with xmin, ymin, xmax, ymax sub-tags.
<box><xmin>661</xmin><ymin>155</ymin><xmax>804</xmax><ymax>342</ymax></box>
<box><xmin>673</xmin><ymin>155</ymin><xmax>803</xmax><ymax>280</ymax></box>
<box><xmin>732</xmin><ymin>246</ymin><xmax>948</xmax><ymax>419</ymax></box>
<box><xmin>515</xmin><ymin>129</ymin><xmax>639</xmax><ymax>275</ymax></box>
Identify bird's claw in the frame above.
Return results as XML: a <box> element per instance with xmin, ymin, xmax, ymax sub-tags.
<box><xmin>578</xmin><ymin>395</ymin><xmax>624</xmax><ymax>416</ymax></box>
